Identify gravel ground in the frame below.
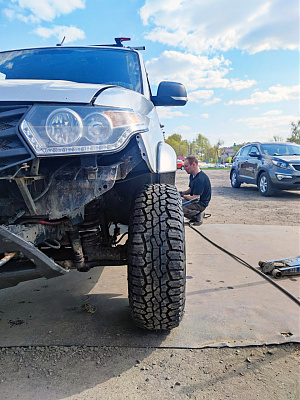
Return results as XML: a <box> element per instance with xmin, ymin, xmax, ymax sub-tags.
<box><xmin>0</xmin><ymin>169</ymin><xmax>299</xmax><ymax>399</ymax></box>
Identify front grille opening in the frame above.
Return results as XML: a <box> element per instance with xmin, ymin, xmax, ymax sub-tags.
<box><xmin>0</xmin><ymin>136</ymin><xmax>25</xmax><ymax>151</ymax></box>
<box><xmin>0</xmin><ymin>155</ymin><xmax>29</xmax><ymax>169</ymax></box>
<box><xmin>0</xmin><ymin>104</ymin><xmax>34</xmax><ymax>172</ymax></box>
<box><xmin>0</xmin><ymin>122</ymin><xmax>13</xmax><ymax>131</ymax></box>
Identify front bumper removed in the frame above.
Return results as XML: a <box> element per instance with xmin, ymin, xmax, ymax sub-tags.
<box><xmin>0</xmin><ymin>224</ymin><xmax>67</xmax><ymax>289</ymax></box>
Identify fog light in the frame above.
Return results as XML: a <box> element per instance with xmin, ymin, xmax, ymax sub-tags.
<box><xmin>276</xmin><ymin>174</ymin><xmax>293</xmax><ymax>180</ymax></box>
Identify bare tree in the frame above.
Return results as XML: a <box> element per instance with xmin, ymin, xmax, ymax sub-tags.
<box><xmin>272</xmin><ymin>135</ymin><xmax>283</xmax><ymax>142</ymax></box>
<box><xmin>287</xmin><ymin>120</ymin><xmax>300</xmax><ymax>144</ymax></box>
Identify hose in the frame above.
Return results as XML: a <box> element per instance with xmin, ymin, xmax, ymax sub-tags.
<box><xmin>41</xmin><ymin>239</ymin><xmax>61</xmax><ymax>249</ymax></box>
<box><xmin>114</xmin><ymin>232</ymin><xmax>128</xmax><ymax>245</ymax></box>
<box><xmin>33</xmin><ymin>160</ymin><xmax>75</xmax><ymax>201</ymax></box>
<box><xmin>188</xmin><ymin>222</ymin><xmax>300</xmax><ymax>307</ymax></box>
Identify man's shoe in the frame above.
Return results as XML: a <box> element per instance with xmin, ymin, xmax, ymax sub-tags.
<box><xmin>190</xmin><ymin>212</ymin><xmax>204</xmax><ymax>226</ymax></box>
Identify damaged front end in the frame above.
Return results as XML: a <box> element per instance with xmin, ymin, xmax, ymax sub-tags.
<box><xmin>0</xmin><ymin>103</ymin><xmax>149</xmax><ymax>288</ymax></box>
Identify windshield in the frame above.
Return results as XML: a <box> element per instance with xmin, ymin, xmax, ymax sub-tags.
<box><xmin>261</xmin><ymin>143</ymin><xmax>300</xmax><ymax>156</ymax></box>
<box><xmin>0</xmin><ymin>47</ymin><xmax>142</xmax><ymax>93</ymax></box>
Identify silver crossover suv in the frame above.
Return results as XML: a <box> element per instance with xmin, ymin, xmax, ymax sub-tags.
<box><xmin>230</xmin><ymin>142</ymin><xmax>300</xmax><ymax>196</ymax></box>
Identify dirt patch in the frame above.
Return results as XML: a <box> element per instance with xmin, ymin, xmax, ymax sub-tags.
<box><xmin>0</xmin><ymin>344</ymin><xmax>299</xmax><ymax>400</ymax></box>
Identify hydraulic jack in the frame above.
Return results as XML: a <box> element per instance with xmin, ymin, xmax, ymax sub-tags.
<box><xmin>259</xmin><ymin>256</ymin><xmax>300</xmax><ymax>278</ymax></box>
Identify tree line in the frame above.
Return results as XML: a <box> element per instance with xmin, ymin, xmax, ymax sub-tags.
<box><xmin>166</xmin><ymin>133</ymin><xmax>226</xmax><ymax>162</ymax></box>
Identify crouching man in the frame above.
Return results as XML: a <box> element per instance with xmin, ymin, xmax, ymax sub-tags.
<box><xmin>179</xmin><ymin>156</ymin><xmax>211</xmax><ymax>225</ymax></box>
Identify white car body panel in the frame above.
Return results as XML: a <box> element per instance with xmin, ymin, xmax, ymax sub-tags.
<box><xmin>0</xmin><ymin>79</ymin><xmax>105</xmax><ymax>103</ymax></box>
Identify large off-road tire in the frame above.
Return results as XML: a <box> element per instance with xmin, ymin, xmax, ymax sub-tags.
<box><xmin>128</xmin><ymin>184</ymin><xmax>186</xmax><ymax>330</ymax></box>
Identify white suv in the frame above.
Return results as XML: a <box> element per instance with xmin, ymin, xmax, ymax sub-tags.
<box><xmin>0</xmin><ymin>39</ymin><xmax>187</xmax><ymax>330</ymax></box>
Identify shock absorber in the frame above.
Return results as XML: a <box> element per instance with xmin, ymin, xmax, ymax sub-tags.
<box><xmin>67</xmin><ymin>226</ymin><xmax>89</xmax><ymax>272</ymax></box>
<box><xmin>79</xmin><ymin>206</ymin><xmax>102</xmax><ymax>251</ymax></box>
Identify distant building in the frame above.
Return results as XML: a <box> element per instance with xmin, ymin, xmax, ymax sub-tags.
<box><xmin>221</xmin><ymin>146</ymin><xmax>236</xmax><ymax>162</ymax></box>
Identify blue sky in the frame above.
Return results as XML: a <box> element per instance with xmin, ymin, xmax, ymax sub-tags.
<box><xmin>0</xmin><ymin>0</ymin><xmax>299</xmax><ymax>147</ymax></box>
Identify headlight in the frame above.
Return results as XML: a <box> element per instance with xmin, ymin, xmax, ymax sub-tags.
<box><xmin>46</xmin><ymin>108</ymin><xmax>83</xmax><ymax>145</ymax></box>
<box><xmin>20</xmin><ymin>105</ymin><xmax>148</xmax><ymax>156</ymax></box>
<box><xmin>84</xmin><ymin>112</ymin><xmax>112</xmax><ymax>143</ymax></box>
<box><xmin>272</xmin><ymin>159</ymin><xmax>292</xmax><ymax>169</ymax></box>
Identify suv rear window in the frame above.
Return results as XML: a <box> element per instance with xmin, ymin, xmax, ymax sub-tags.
<box><xmin>0</xmin><ymin>47</ymin><xmax>142</xmax><ymax>93</ymax></box>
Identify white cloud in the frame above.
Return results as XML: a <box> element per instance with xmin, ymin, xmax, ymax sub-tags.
<box><xmin>201</xmin><ymin>114</ymin><xmax>210</xmax><ymax>119</ymax></box>
<box><xmin>227</xmin><ymin>85</ymin><xmax>299</xmax><ymax>105</ymax></box>
<box><xmin>6</xmin><ymin>0</ymin><xmax>85</xmax><ymax>22</ymax></box>
<box><xmin>146</xmin><ymin>51</ymin><xmax>256</xmax><ymax>91</ymax></box>
<box><xmin>262</xmin><ymin>110</ymin><xmax>282</xmax><ymax>115</ymax></box>
<box><xmin>3</xmin><ymin>8</ymin><xmax>39</xmax><ymax>23</ymax></box>
<box><xmin>157</xmin><ymin>107</ymin><xmax>188</xmax><ymax>120</ymax></box>
<box><xmin>140</xmin><ymin>0</ymin><xmax>298</xmax><ymax>54</ymax></box>
<box><xmin>204</xmin><ymin>97</ymin><xmax>222</xmax><ymax>106</ymax></box>
<box><xmin>236</xmin><ymin>114</ymin><xmax>297</xmax><ymax>136</ymax></box>
<box><xmin>176</xmin><ymin>125</ymin><xmax>191</xmax><ymax>131</ymax></box>
<box><xmin>188</xmin><ymin>90</ymin><xmax>214</xmax><ymax>102</ymax></box>
<box><xmin>35</xmin><ymin>25</ymin><xmax>85</xmax><ymax>43</ymax></box>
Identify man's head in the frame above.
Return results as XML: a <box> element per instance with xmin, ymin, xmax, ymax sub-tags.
<box><xmin>184</xmin><ymin>156</ymin><xmax>200</xmax><ymax>176</ymax></box>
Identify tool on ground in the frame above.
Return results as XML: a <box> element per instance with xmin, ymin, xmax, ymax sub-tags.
<box><xmin>259</xmin><ymin>256</ymin><xmax>300</xmax><ymax>278</ymax></box>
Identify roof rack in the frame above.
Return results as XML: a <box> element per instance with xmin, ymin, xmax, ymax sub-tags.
<box><xmin>91</xmin><ymin>37</ymin><xmax>145</xmax><ymax>50</ymax></box>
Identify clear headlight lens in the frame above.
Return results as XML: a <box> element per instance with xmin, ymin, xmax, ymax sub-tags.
<box><xmin>84</xmin><ymin>112</ymin><xmax>112</xmax><ymax>143</ymax></box>
<box><xmin>20</xmin><ymin>105</ymin><xmax>147</xmax><ymax>156</ymax></box>
<box><xmin>272</xmin><ymin>159</ymin><xmax>292</xmax><ymax>169</ymax></box>
<box><xmin>46</xmin><ymin>108</ymin><xmax>83</xmax><ymax>145</ymax></box>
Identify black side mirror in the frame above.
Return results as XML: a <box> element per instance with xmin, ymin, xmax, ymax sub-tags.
<box><xmin>249</xmin><ymin>151</ymin><xmax>260</xmax><ymax>157</ymax></box>
<box><xmin>151</xmin><ymin>81</ymin><xmax>188</xmax><ymax>106</ymax></box>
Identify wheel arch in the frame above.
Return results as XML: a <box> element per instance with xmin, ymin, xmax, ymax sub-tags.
<box><xmin>256</xmin><ymin>168</ymin><xmax>268</xmax><ymax>186</ymax></box>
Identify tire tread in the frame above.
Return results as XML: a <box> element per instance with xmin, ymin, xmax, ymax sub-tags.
<box><xmin>128</xmin><ymin>184</ymin><xmax>186</xmax><ymax>330</ymax></box>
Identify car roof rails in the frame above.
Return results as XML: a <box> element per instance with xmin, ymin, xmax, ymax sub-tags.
<box><xmin>92</xmin><ymin>37</ymin><xmax>145</xmax><ymax>50</ymax></box>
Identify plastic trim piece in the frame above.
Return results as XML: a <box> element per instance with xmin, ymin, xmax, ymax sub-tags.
<box><xmin>156</xmin><ymin>141</ymin><xmax>176</xmax><ymax>173</ymax></box>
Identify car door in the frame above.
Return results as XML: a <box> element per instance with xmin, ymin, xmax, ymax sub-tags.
<box><xmin>244</xmin><ymin>145</ymin><xmax>261</xmax><ymax>182</ymax></box>
<box><xmin>235</xmin><ymin>145</ymin><xmax>251</xmax><ymax>181</ymax></box>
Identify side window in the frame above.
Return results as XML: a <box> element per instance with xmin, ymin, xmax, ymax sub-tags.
<box><xmin>239</xmin><ymin>145</ymin><xmax>251</xmax><ymax>157</ymax></box>
<box><xmin>249</xmin><ymin>146</ymin><xmax>260</xmax><ymax>155</ymax></box>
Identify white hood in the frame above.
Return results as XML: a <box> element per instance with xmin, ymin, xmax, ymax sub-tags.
<box><xmin>0</xmin><ymin>79</ymin><xmax>106</xmax><ymax>103</ymax></box>
<box><xmin>0</xmin><ymin>78</ymin><xmax>154</xmax><ymax>116</ymax></box>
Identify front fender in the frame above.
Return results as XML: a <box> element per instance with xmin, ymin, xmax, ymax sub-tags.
<box><xmin>157</xmin><ymin>142</ymin><xmax>177</xmax><ymax>173</ymax></box>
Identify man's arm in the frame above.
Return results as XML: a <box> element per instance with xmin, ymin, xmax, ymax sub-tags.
<box><xmin>179</xmin><ymin>188</ymin><xmax>199</xmax><ymax>201</ymax></box>
<box><xmin>180</xmin><ymin>188</ymin><xmax>191</xmax><ymax>196</ymax></box>
<box><xmin>182</xmin><ymin>193</ymin><xmax>199</xmax><ymax>201</ymax></box>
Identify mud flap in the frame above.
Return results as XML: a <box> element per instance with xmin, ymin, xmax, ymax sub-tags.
<box><xmin>0</xmin><ymin>225</ymin><xmax>68</xmax><ymax>289</ymax></box>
